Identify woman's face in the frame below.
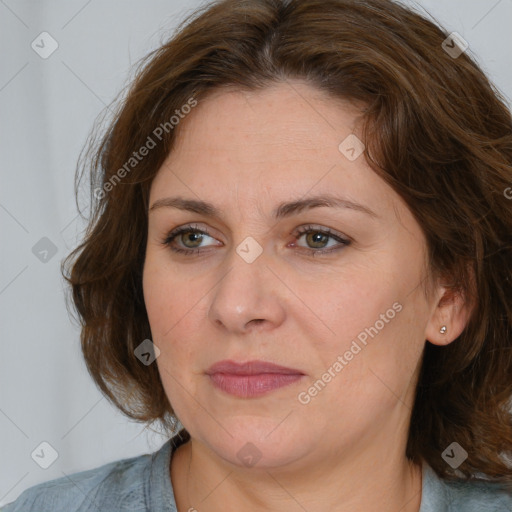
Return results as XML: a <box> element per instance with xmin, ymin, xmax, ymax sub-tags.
<box><xmin>143</xmin><ymin>81</ymin><xmax>441</xmax><ymax>471</ymax></box>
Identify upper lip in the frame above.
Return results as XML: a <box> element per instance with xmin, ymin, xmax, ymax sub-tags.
<box><xmin>206</xmin><ymin>360</ymin><xmax>304</xmax><ymax>376</ymax></box>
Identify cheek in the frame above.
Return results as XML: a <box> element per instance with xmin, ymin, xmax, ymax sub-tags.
<box><xmin>142</xmin><ymin>250</ymin><xmax>195</xmax><ymax>339</ymax></box>
<box><xmin>143</xmin><ymin>264</ymin><xmax>202</xmax><ymax>417</ymax></box>
<box><xmin>142</xmin><ymin>253</ymin><xmax>206</xmax><ymax>377</ymax></box>
<box><xmin>294</xmin><ymin>268</ymin><xmax>393</xmax><ymax>355</ymax></box>
<box><xmin>298</xmin><ymin>267</ymin><xmax>425</xmax><ymax>402</ymax></box>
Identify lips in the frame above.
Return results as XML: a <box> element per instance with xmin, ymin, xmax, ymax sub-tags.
<box><xmin>206</xmin><ymin>359</ymin><xmax>304</xmax><ymax>376</ymax></box>
<box><xmin>205</xmin><ymin>360</ymin><xmax>305</xmax><ymax>398</ymax></box>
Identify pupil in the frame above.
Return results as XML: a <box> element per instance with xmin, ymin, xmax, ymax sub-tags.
<box><xmin>185</xmin><ymin>232</ymin><xmax>202</xmax><ymax>247</ymax></box>
<box><xmin>308</xmin><ymin>232</ymin><xmax>327</xmax><ymax>248</ymax></box>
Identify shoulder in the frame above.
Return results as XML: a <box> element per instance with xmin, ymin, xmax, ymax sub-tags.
<box><xmin>443</xmin><ymin>476</ymin><xmax>512</xmax><ymax>511</ymax></box>
<box><xmin>421</xmin><ymin>461</ymin><xmax>512</xmax><ymax>512</ymax></box>
<box><xmin>1</xmin><ymin>449</ymin><xmax>156</xmax><ymax>512</ymax></box>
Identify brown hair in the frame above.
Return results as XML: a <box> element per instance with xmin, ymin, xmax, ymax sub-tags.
<box><xmin>62</xmin><ymin>0</ymin><xmax>512</xmax><ymax>485</ymax></box>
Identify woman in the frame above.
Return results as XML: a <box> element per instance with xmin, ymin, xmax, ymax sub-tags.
<box><xmin>3</xmin><ymin>0</ymin><xmax>511</xmax><ymax>510</ymax></box>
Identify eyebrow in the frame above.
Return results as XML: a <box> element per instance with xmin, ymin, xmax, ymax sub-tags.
<box><xmin>149</xmin><ymin>194</ymin><xmax>378</xmax><ymax>220</ymax></box>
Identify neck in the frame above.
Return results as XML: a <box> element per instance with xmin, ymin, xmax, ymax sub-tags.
<box><xmin>171</xmin><ymin>436</ymin><xmax>423</xmax><ymax>512</ymax></box>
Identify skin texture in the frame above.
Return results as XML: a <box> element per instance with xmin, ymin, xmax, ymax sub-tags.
<box><xmin>142</xmin><ymin>81</ymin><xmax>471</xmax><ymax>512</ymax></box>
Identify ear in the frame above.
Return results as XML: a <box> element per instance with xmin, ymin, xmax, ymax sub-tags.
<box><xmin>424</xmin><ymin>281</ymin><xmax>475</xmax><ymax>347</ymax></box>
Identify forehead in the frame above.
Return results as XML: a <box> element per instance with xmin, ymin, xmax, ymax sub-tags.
<box><xmin>154</xmin><ymin>82</ymin><xmax>363</xmax><ymax>181</ymax></box>
<box><xmin>149</xmin><ymin>81</ymin><xmax>401</xmax><ymax>224</ymax></box>
<box><xmin>172</xmin><ymin>81</ymin><xmax>363</xmax><ymax>155</ymax></box>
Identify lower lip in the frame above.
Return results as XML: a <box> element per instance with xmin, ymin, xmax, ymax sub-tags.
<box><xmin>208</xmin><ymin>373</ymin><xmax>304</xmax><ymax>398</ymax></box>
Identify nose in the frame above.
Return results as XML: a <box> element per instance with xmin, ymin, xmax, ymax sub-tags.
<box><xmin>207</xmin><ymin>249</ymin><xmax>286</xmax><ymax>335</ymax></box>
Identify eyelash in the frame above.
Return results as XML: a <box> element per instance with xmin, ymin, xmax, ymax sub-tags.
<box><xmin>160</xmin><ymin>223</ymin><xmax>351</xmax><ymax>257</ymax></box>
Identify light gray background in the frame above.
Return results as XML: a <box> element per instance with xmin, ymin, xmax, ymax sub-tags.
<box><xmin>1</xmin><ymin>0</ymin><xmax>511</xmax><ymax>506</ymax></box>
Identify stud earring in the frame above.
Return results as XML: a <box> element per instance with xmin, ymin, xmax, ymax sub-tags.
<box><xmin>439</xmin><ymin>325</ymin><xmax>447</xmax><ymax>334</ymax></box>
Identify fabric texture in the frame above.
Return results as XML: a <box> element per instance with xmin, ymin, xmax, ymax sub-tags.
<box><xmin>2</xmin><ymin>430</ymin><xmax>511</xmax><ymax>511</ymax></box>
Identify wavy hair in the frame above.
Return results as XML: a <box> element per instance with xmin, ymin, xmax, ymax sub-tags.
<box><xmin>61</xmin><ymin>0</ymin><xmax>512</xmax><ymax>485</ymax></box>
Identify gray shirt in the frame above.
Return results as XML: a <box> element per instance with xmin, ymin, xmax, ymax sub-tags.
<box><xmin>2</xmin><ymin>430</ymin><xmax>511</xmax><ymax>511</ymax></box>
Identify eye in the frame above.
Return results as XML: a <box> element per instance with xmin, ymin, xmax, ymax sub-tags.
<box><xmin>160</xmin><ymin>223</ymin><xmax>351</xmax><ymax>256</ymax></box>
<box><xmin>160</xmin><ymin>224</ymin><xmax>220</xmax><ymax>254</ymax></box>
<box><xmin>292</xmin><ymin>224</ymin><xmax>351</xmax><ymax>255</ymax></box>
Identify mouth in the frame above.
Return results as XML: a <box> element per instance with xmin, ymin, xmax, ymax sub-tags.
<box><xmin>205</xmin><ymin>360</ymin><xmax>305</xmax><ymax>398</ymax></box>
<box><xmin>206</xmin><ymin>359</ymin><xmax>304</xmax><ymax>376</ymax></box>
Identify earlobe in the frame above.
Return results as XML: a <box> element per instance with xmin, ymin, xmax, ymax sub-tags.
<box><xmin>425</xmin><ymin>285</ymin><xmax>474</xmax><ymax>346</ymax></box>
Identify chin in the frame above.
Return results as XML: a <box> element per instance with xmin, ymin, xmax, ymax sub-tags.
<box><xmin>195</xmin><ymin>417</ymin><xmax>314</xmax><ymax>470</ymax></box>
